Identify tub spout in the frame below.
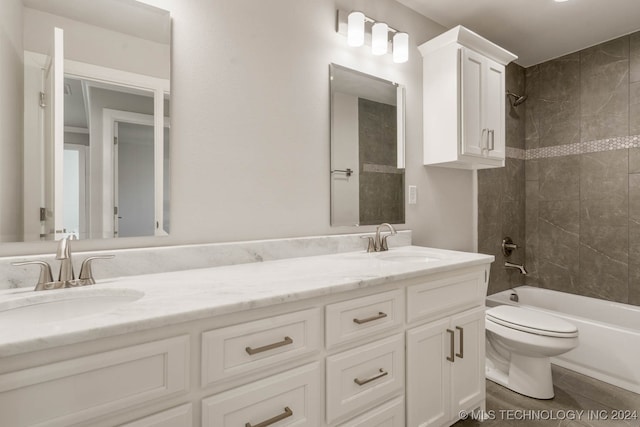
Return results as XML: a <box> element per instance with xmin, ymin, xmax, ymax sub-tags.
<box><xmin>505</xmin><ymin>261</ymin><xmax>528</xmax><ymax>275</ymax></box>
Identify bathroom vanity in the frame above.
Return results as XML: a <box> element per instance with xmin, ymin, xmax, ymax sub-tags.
<box><xmin>0</xmin><ymin>246</ymin><xmax>492</xmax><ymax>427</ymax></box>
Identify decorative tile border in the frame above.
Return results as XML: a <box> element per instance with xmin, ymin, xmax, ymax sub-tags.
<box><xmin>506</xmin><ymin>135</ymin><xmax>640</xmax><ymax>160</ymax></box>
<box><xmin>362</xmin><ymin>163</ymin><xmax>404</xmax><ymax>174</ymax></box>
<box><xmin>505</xmin><ymin>147</ymin><xmax>525</xmax><ymax>160</ymax></box>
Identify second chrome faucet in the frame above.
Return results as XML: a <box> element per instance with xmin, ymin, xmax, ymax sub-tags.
<box><xmin>12</xmin><ymin>236</ymin><xmax>114</xmax><ymax>291</ymax></box>
<box><xmin>362</xmin><ymin>223</ymin><xmax>397</xmax><ymax>252</ymax></box>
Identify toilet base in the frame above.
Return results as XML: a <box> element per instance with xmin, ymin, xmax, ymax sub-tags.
<box><xmin>486</xmin><ymin>354</ymin><xmax>555</xmax><ymax>399</ymax></box>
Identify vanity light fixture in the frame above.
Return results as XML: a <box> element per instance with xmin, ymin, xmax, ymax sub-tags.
<box><xmin>393</xmin><ymin>32</ymin><xmax>409</xmax><ymax>63</ymax></box>
<box><xmin>347</xmin><ymin>11</ymin><xmax>365</xmax><ymax>46</ymax></box>
<box><xmin>338</xmin><ymin>10</ymin><xmax>410</xmax><ymax>63</ymax></box>
<box><xmin>372</xmin><ymin>22</ymin><xmax>389</xmax><ymax>55</ymax></box>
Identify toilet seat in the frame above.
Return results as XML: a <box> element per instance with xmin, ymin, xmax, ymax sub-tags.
<box><xmin>486</xmin><ymin>305</ymin><xmax>578</xmax><ymax>338</ymax></box>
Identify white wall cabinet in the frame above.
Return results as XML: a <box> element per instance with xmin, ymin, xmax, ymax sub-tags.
<box><xmin>0</xmin><ymin>263</ymin><xmax>491</xmax><ymax>427</ymax></box>
<box><xmin>406</xmin><ymin>307</ymin><xmax>485</xmax><ymax>427</ymax></box>
<box><xmin>419</xmin><ymin>25</ymin><xmax>517</xmax><ymax>169</ymax></box>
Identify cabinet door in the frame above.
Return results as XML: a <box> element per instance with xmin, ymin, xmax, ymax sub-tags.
<box><xmin>460</xmin><ymin>48</ymin><xmax>485</xmax><ymax>158</ymax></box>
<box><xmin>450</xmin><ymin>307</ymin><xmax>485</xmax><ymax>415</ymax></box>
<box><xmin>484</xmin><ymin>57</ymin><xmax>506</xmax><ymax>160</ymax></box>
<box><xmin>406</xmin><ymin>318</ymin><xmax>450</xmax><ymax>427</ymax></box>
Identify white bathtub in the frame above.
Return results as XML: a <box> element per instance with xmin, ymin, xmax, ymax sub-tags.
<box><xmin>486</xmin><ymin>285</ymin><xmax>640</xmax><ymax>394</ymax></box>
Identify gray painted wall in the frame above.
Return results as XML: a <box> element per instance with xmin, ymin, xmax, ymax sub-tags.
<box><xmin>3</xmin><ymin>0</ymin><xmax>480</xmax><ymax>257</ymax></box>
<box><xmin>0</xmin><ymin>0</ymin><xmax>23</xmax><ymax>243</ymax></box>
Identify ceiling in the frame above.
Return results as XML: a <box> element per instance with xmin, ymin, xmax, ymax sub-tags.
<box><xmin>396</xmin><ymin>0</ymin><xmax>640</xmax><ymax>67</ymax></box>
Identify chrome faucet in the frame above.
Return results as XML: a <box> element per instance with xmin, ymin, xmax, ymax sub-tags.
<box><xmin>12</xmin><ymin>236</ymin><xmax>114</xmax><ymax>291</ymax></box>
<box><xmin>56</xmin><ymin>235</ymin><xmax>76</xmax><ymax>282</ymax></box>
<box><xmin>375</xmin><ymin>223</ymin><xmax>397</xmax><ymax>251</ymax></box>
<box><xmin>362</xmin><ymin>223</ymin><xmax>398</xmax><ymax>252</ymax></box>
<box><xmin>505</xmin><ymin>261</ymin><xmax>528</xmax><ymax>275</ymax></box>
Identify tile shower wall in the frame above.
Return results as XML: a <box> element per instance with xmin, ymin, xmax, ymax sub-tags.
<box><xmin>478</xmin><ymin>63</ymin><xmax>526</xmax><ymax>295</ymax></box>
<box><xmin>525</xmin><ymin>32</ymin><xmax>640</xmax><ymax>305</ymax></box>
<box><xmin>358</xmin><ymin>98</ymin><xmax>404</xmax><ymax>225</ymax></box>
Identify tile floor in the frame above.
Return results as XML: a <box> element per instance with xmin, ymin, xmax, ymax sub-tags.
<box><xmin>455</xmin><ymin>366</ymin><xmax>640</xmax><ymax>426</ymax></box>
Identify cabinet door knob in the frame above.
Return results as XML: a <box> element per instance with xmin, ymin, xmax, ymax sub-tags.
<box><xmin>354</xmin><ymin>368</ymin><xmax>388</xmax><ymax>386</ymax></box>
<box><xmin>481</xmin><ymin>128</ymin><xmax>488</xmax><ymax>151</ymax></box>
<box><xmin>245</xmin><ymin>407</ymin><xmax>293</xmax><ymax>427</ymax></box>
<box><xmin>446</xmin><ymin>329</ymin><xmax>455</xmax><ymax>362</ymax></box>
<box><xmin>488</xmin><ymin>129</ymin><xmax>495</xmax><ymax>151</ymax></box>
<box><xmin>245</xmin><ymin>336</ymin><xmax>293</xmax><ymax>355</ymax></box>
<box><xmin>353</xmin><ymin>311</ymin><xmax>387</xmax><ymax>324</ymax></box>
<box><xmin>456</xmin><ymin>326</ymin><xmax>464</xmax><ymax>359</ymax></box>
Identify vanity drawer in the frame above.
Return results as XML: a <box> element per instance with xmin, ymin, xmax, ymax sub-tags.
<box><xmin>326</xmin><ymin>290</ymin><xmax>403</xmax><ymax>349</ymax></box>
<box><xmin>326</xmin><ymin>334</ymin><xmax>404</xmax><ymax>423</ymax></box>
<box><xmin>407</xmin><ymin>270</ymin><xmax>486</xmax><ymax>323</ymax></box>
<box><xmin>202</xmin><ymin>362</ymin><xmax>321</xmax><ymax>427</ymax></box>
<box><xmin>201</xmin><ymin>308</ymin><xmax>321</xmax><ymax>386</ymax></box>
<box><xmin>338</xmin><ymin>396</ymin><xmax>404</xmax><ymax>427</ymax></box>
<box><xmin>120</xmin><ymin>404</ymin><xmax>192</xmax><ymax>427</ymax></box>
<box><xmin>0</xmin><ymin>335</ymin><xmax>189</xmax><ymax>427</ymax></box>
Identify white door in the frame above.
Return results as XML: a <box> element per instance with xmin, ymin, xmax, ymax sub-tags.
<box><xmin>450</xmin><ymin>307</ymin><xmax>485</xmax><ymax>414</ymax></box>
<box><xmin>406</xmin><ymin>318</ymin><xmax>451</xmax><ymax>427</ymax></box>
<box><xmin>460</xmin><ymin>47</ymin><xmax>485</xmax><ymax>158</ymax></box>
<box><xmin>43</xmin><ymin>27</ymin><xmax>65</xmax><ymax>239</ymax></box>
<box><xmin>330</xmin><ymin>91</ymin><xmax>360</xmax><ymax>225</ymax></box>
<box><xmin>113</xmin><ymin>121</ymin><xmax>156</xmax><ymax>238</ymax></box>
<box><xmin>484</xmin><ymin>58</ymin><xmax>506</xmax><ymax>160</ymax></box>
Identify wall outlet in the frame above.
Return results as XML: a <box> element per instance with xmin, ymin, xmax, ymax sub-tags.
<box><xmin>408</xmin><ymin>185</ymin><xmax>417</xmax><ymax>204</ymax></box>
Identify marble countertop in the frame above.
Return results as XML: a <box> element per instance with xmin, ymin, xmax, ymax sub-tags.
<box><xmin>0</xmin><ymin>246</ymin><xmax>493</xmax><ymax>357</ymax></box>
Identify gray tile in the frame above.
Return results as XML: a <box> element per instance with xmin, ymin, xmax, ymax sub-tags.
<box><xmin>525</xmin><ymin>159</ymin><xmax>539</xmax><ymax>181</ymax></box>
<box><xmin>538</xmin><ymin>200</ymin><xmax>580</xmax><ymax>294</ymax></box>
<box><xmin>629</xmin><ymin>148</ymin><xmax>640</xmax><ymax>174</ymax></box>
<box><xmin>552</xmin><ymin>366</ymin><xmax>640</xmax><ymax>412</ymax></box>
<box><xmin>455</xmin><ymin>366</ymin><xmax>640</xmax><ymax>427</ymax></box>
<box><xmin>631</xmin><ymin>31</ymin><xmax>640</xmax><ymax>83</ymax></box>
<box><xmin>580</xmin><ymin>37</ymin><xmax>629</xmax><ymax>142</ymax></box>
<box><xmin>525</xmin><ymin>188</ymin><xmax>539</xmax><ymax>285</ymax></box>
<box><xmin>579</xmin><ymin>244</ymin><xmax>628</xmax><ymax>303</ymax></box>
<box><xmin>629</xmin><ymin>174</ymin><xmax>640</xmax><ymax>305</ymax></box>
<box><xmin>504</xmin><ymin>158</ymin><xmax>525</xmax><ymax>202</ymax></box>
<box><xmin>539</xmin><ymin>156</ymin><xmax>580</xmax><ymax>201</ymax></box>
<box><xmin>505</xmin><ymin>63</ymin><xmax>526</xmax><ymax>149</ymax></box>
<box><xmin>525</xmin><ymin>65</ymin><xmax>540</xmax><ymax>149</ymax></box>
<box><xmin>630</xmin><ymin>82</ymin><xmax>640</xmax><ymax>136</ymax></box>
<box><xmin>579</xmin><ymin>150</ymin><xmax>628</xmax><ymax>201</ymax></box>
<box><xmin>540</xmin><ymin>200</ymin><xmax>580</xmax><ymax>234</ymax></box>
<box><xmin>538</xmin><ymin>53</ymin><xmax>581</xmax><ymax>147</ymax></box>
<box><xmin>580</xmin><ymin>196</ymin><xmax>628</xmax><ymax>227</ymax></box>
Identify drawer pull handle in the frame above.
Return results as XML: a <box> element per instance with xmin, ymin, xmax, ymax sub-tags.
<box><xmin>354</xmin><ymin>368</ymin><xmax>388</xmax><ymax>386</ymax></box>
<box><xmin>456</xmin><ymin>326</ymin><xmax>464</xmax><ymax>359</ymax></box>
<box><xmin>245</xmin><ymin>406</ymin><xmax>293</xmax><ymax>427</ymax></box>
<box><xmin>446</xmin><ymin>329</ymin><xmax>455</xmax><ymax>362</ymax></box>
<box><xmin>245</xmin><ymin>336</ymin><xmax>293</xmax><ymax>355</ymax></box>
<box><xmin>353</xmin><ymin>311</ymin><xmax>387</xmax><ymax>324</ymax></box>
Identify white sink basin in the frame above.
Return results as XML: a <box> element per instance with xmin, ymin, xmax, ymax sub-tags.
<box><xmin>0</xmin><ymin>288</ymin><xmax>144</xmax><ymax>326</ymax></box>
<box><xmin>376</xmin><ymin>251</ymin><xmax>444</xmax><ymax>263</ymax></box>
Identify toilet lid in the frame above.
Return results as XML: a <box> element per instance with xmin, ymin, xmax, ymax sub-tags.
<box><xmin>486</xmin><ymin>305</ymin><xmax>578</xmax><ymax>337</ymax></box>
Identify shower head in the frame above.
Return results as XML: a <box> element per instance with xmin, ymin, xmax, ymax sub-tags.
<box><xmin>506</xmin><ymin>91</ymin><xmax>528</xmax><ymax>107</ymax></box>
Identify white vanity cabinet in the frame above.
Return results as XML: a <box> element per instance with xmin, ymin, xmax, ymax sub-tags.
<box><xmin>404</xmin><ymin>269</ymin><xmax>488</xmax><ymax>427</ymax></box>
<box><xmin>406</xmin><ymin>307</ymin><xmax>485</xmax><ymax>427</ymax></box>
<box><xmin>0</xmin><ymin>252</ymin><xmax>492</xmax><ymax>427</ymax></box>
<box><xmin>419</xmin><ymin>25</ymin><xmax>517</xmax><ymax>169</ymax></box>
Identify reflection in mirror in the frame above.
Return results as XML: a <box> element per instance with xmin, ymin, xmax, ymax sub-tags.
<box><xmin>330</xmin><ymin>64</ymin><xmax>405</xmax><ymax>227</ymax></box>
<box><xmin>0</xmin><ymin>0</ymin><xmax>170</xmax><ymax>243</ymax></box>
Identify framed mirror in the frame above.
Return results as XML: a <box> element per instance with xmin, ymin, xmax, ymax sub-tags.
<box><xmin>1</xmin><ymin>0</ymin><xmax>170</xmax><ymax>243</ymax></box>
<box><xmin>329</xmin><ymin>64</ymin><xmax>406</xmax><ymax>226</ymax></box>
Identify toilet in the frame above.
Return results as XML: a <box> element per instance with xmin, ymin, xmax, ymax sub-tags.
<box><xmin>485</xmin><ymin>305</ymin><xmax>578</xmax><ymax>399</ymax></box>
